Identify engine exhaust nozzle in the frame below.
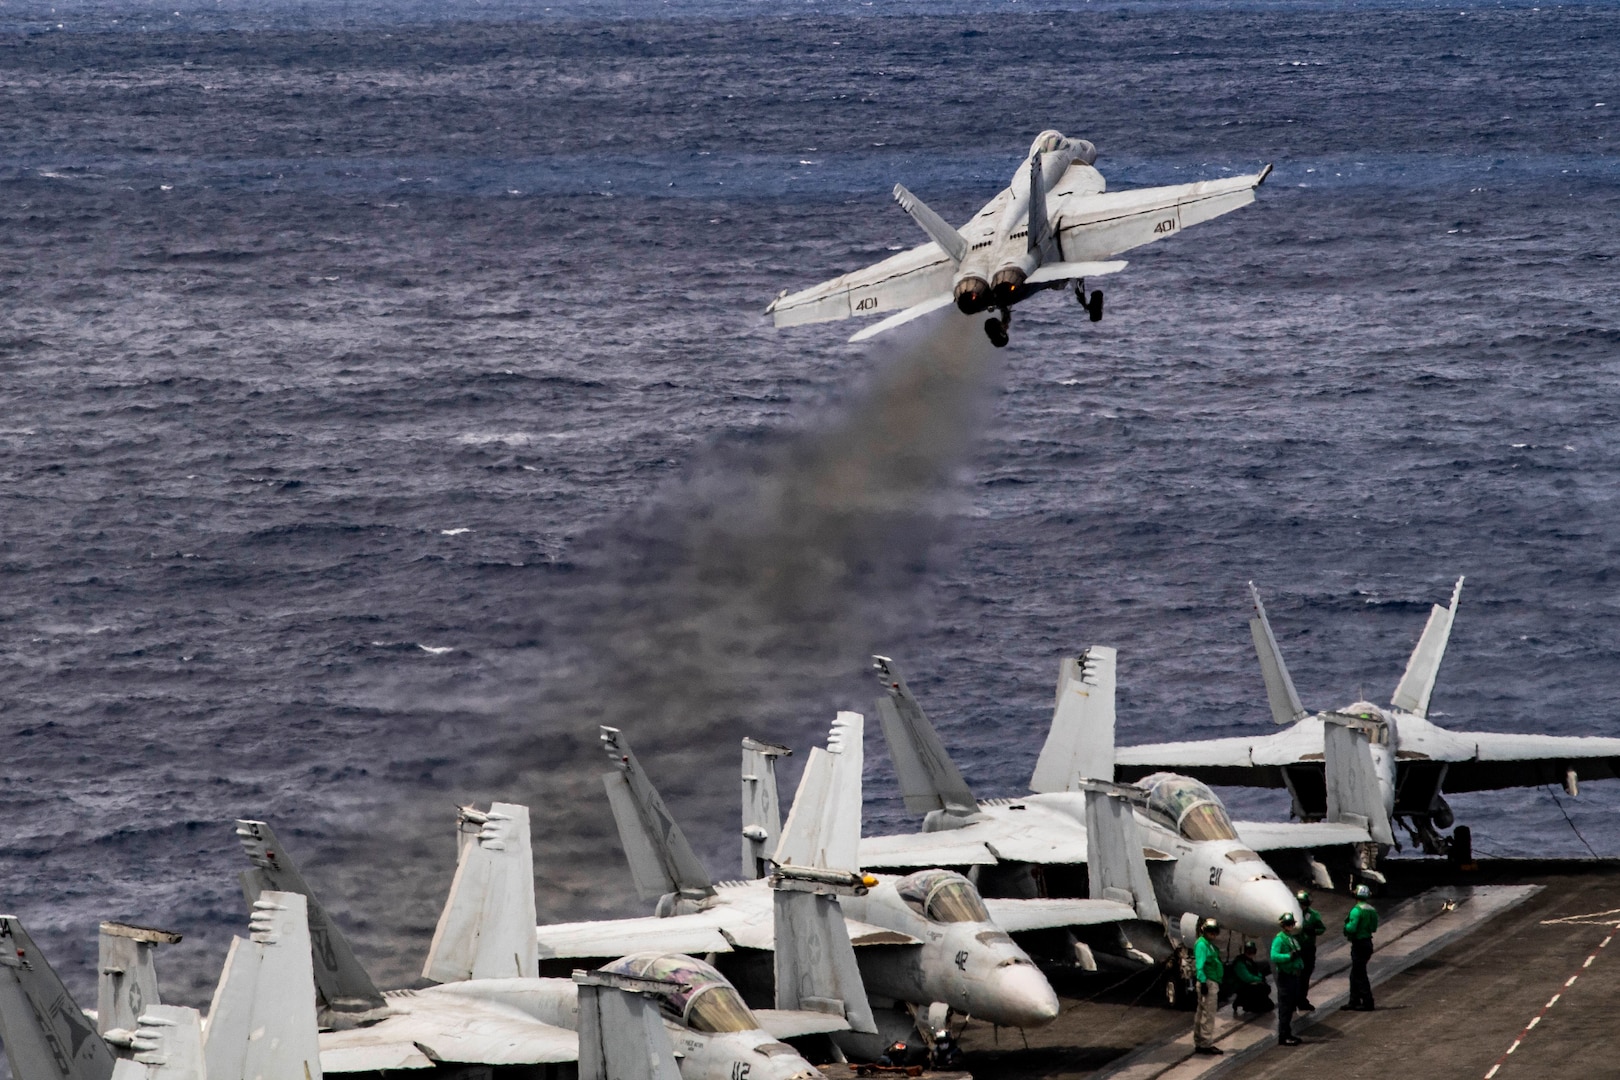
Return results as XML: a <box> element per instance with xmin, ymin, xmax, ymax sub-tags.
<box><xmin>991</xmin><ymin>266</ymin><xmax>1027</xmax><ymax>306</ymax></box>
<box><xmin>954</xmin><ymin>277</ymin><xmax>992</xmax><ymax>314</ymax></box>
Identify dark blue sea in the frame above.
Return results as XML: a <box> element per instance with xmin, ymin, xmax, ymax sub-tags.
<box><xmin>1</xmin><ymin>0</ymin><xmax>1617</xmax><ymax>1022</ymax></box>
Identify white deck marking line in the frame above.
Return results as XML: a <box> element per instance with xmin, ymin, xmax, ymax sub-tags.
<box><xmin>1483</xmin><ymin>928</ymin><xmax>1612</xmax><ymax>1078</ymax></box>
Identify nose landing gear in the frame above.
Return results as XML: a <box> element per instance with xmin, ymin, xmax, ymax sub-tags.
<box><xmin>1075</xmin><ymin>280</ymin><xmax>1104</xmax><ymax>322</ymax></box>
<box><xmin>983</xmin><ymin>308</ymin><xmax>1011</xmax><ymax>348</ymax></box>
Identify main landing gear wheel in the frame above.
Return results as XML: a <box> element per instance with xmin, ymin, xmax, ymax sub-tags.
<box><xmin>1074</xmin><ymin>281</ymin><xmax>1104</xmax><ymax>322</ymax></box>
<box><xmin>984</xmin><ymin>309</ymin><xmax>1011</xmax><ymax>348</ymax></box>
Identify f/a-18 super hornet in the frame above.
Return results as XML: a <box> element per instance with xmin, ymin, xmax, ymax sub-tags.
<box><xmin>766</xmin><ymin>130</ymin><xmax>1271</xmax><ymax>347</ymax></box>
<box><xmin>858</xmin><ymin>650</ymin><xmax>1391</xmax><ymax>958</ymax></box>
<box><xmin>0</xmin><ymin>890</ymin><xmax>324</xmax><ymax>1080</ymax></box>
<box><xmin>233</xmin><ymin>808</ymin><xmax>830</xmax><ymax>1080</ymax></box>
<box><xmin>1116</xmin><ymin>579</ymin><xmax>1620</xmax><ymax>859</ymax></box>
<box><xmin>537</xmin><ymin>714</ymin><xmax>1148</xmax><ymax>1057</ymax></box>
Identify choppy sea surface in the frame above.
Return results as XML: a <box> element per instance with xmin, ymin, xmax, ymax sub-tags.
<box><xmin>1</xmin><ymin>0</ymin><xmax>1617</xmax><ymax>1021</ymax></box>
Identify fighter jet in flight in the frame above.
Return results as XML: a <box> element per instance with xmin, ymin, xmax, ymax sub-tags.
<box><xmin>766</xmin><ymin>130</ymin><xmax>1270</xmax><ymax>346</ymax></box>
<box><xmin>1116</xmin><ymin>579</ymin><xmax>1620</xmax><ymax>857</ymax></box>
<box><xmin>857</xmin><ymin>650</ymin><xmax>1385</xmax><ymax>958</ymax></box>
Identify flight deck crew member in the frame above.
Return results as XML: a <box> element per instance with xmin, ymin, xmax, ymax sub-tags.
<box><xmin>1193</xmin><ymin>917</ymin><xmax>1225</xmax><ymax>1055</ymax></box>
<box><xmin>1345</xmin><ymin>884</ymin><xmax>1380</xmax><ymax>1010</ymax></box>
<box><xmin>1296</xmin><ymin>889</ymin><xmax>1325</xmax><ymax>1010</ymax></box>
<box><xmin>1228</xmin><ymin>940</ymin><xmax>1273</xmax><ymax>1016</ymax></box>
<box><xmin>1271</xmin><ymin>912</ymin><xmax>1304</xmax><ymax>1046</ymax></box>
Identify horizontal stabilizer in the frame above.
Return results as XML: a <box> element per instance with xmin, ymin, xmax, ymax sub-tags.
<box><xmin>848</xmin><ymin>292</ymin><xmax>956</xmax><ymax>342</ymax></box>
<box><xmin>892</xmin><ymin>184</ymin><xmax>968</xmax><ymax>263</ymax></box>
<box><xmin>0</xmin><ymin>916</ymin><xmax>116</xmax><ymax>1080</ymax></box>
<box><xmin>1024</xmin><ymin>260</ymin><xmax>1127</xmax><ymax>285</ymax></box>
<box><xmin>1391</xmin><ymin>577</ymin><xmax>1464</xmax><ymax>717</ymax></box>
<box><xmin>981</xmin><ymin>897</ymin><xmax>1137</xmax><ymax>932</ymax></box>
<box><xmin>1233</xmin><ymin>819</ymin><xmax>1372</xmax><ymax>851</ymax></box>
<box><xmin>423</xmin><ymin>803</ymin><xmax>539</xmax><ymax>982</ymax></box>
<box><xmin>1248</xmin><ymin>582</ymin><xmax>1308</xmax><ymax>725</ymax></box>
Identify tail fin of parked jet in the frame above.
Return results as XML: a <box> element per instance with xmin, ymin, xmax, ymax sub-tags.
<box><xmin>0</xmin><ymin>916</ymin><xmax>117</xmax><ymax>1080</ymax></box>
<box><xmin>1031</xmin><ymin>647</ymin><xmax>1118</xmax><ymax>793</ymax></box>
<box><xmin>1391</xmin><ymin>577</ymin><xmax>1464</xmax><ymax>718</ymax></box>
<box><xmin>234</xmin><ymin>820</ymin><xmax>389</xmax><ymax>1028</ymax></box>
<box><xmin>203</xmin><ymin>891</ymin><xmax>322</xmax><ymax>1080</ymax></box>
<box><xmin>600</xmin><ymin>726</ymin><xmax>716</xmax><ymax>906</ymax></box>
<box><xmin>1081</xmin><ymin>787</ymin><xmax>1162</xmax><ymax>924</ymax></box>
<box><xmin>105</xmin><ymin>1005</ymin><xmax>206</xmax><ymax>1080</ymax></box>
<box><xmin>740</xmin><ymin>738</ymin><xmax>792</xmax><ymax>880</ymax></box>
<box><xmin>1323</xmin><ymin>719</ymin><xmax>1395</xmax><ymax>845</ymax></box>
<box><xmin>774</xmin><ymin>713</ymin><xmax>864</xmax><ymax>874</ymax></box>
<box><xmin>423</xmin><ymin>804</ymin><xmax>539</xmax><ymax>983</ymax></box>
<box><xmin>871</xmin><ymin>656</ymin><xmax>978</xmax><ymax>818</ymax></box>
<box><xmin>574</xmin><ymin>971</ymin><xmax>683</xmax><ymax>1080</ymax></box>
<box><xmin>96</xmin><ymin>923</ymin><xmax>182</xmax><ymax>1036</ymax></box>
<box><xmin>1248</xmin><ymin>582</ymin><xmax>1309</xmax><ymax>725</ymax></box>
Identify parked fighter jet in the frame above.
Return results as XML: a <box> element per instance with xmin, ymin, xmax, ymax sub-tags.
<box><xmin>857</xmin><ymin>650</ymin><xmax>1385</xmax><ymax>952</ymax></box>
<box><xmin>766</xmin><ymin>130</ymin><xmax>1271</xmax><ymax>346</ymax></box>
<box><xmin>536</xmin><ymin>714</ymin><xmax>1143</xmax><ymax>1056</ymax></box>
<box><xmin>1116</xmin><ymin>579</ymin><xmax>1620</xmax><ymax>856</ymax></box>
<box><xmin>235</xmin><ymin>810</ymin><xmax>829</xmax><ymax>1080</ymax></box>
<box><xmin>0</xmin><ymin>891</ymin><xmax>322</xmax><ymax>1080</ymax></box>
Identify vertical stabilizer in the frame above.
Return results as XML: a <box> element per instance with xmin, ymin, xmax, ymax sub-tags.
<box><xmin>1081</xmin><ymin>788</ymin><xmax>1162</xmax><ymax>923</ymax></box>
<box><xmin>574</xmin><ymin>972</ymin><xmax>682</xmax><ymax>1080</ymax></box>
<box><xmin>422</xmin><ymin>803</ymin><xmax>539</xmax><ymax>982</ymax></box>
<box><xmin>0</xmin><ymin>917</ymin><xmax>116</xmax><ymax>1080</ymax></box>
<box><xmin>202</xmin><ymin>891</ymin><xmax>322</xmax><ymax>1080</ymax></box>
<box><xmin>600</xmin><ymin>727</ymin><xmax>715</xmax><ymax>905</ymax></box>
<box><xmin>96</xmin><ymin>924</ymin><xmax>181</xmax><ymax>1036</ymax></box>
<box><xmin>1391</xmin><ymin>577</ymin><xmax>1464</xmax><ymax>718</ymax></box>
<box><xmin>871</xmin><ymin>656</ymin><xmax>977</xmax><ymax>817</ymax></box>
<box><xmin>1030</xmin><ymin>647</ymin><xmax>1117</xmax><ymax>793</ymax></box>
<box><xmin>1323</xmin><ymin>719</ymin><xmax>1395</xmax><ymax>845</ymax></box>
<box><xmin>234</xmin><ymin>820</ymin><xmax>388</xmax><ymax>1028</ymax></box>
<box><xmin>774</xmin><ymin>713</ymin><xmax>864</xmax><ymax>874</ymax></box>
<box><xmin>106</xmin><ymin>1004</ymin><xmax>206</xmax><ymax>1080</ymax></box>
<box><xmin>740</xmin><ymin>738</ymin><xmax>792</xmax><ymax>880</ymax></box>
<box><xmin>1248</xmin><ymin>582</ymin><xmax>1309</xmax><ymax>725</ymax></box>
<box><xmin>1027</xmin><ymin>151</ymin><xmax>1051</xmax><ymax>254</ymax></box>
<box><xmin>771</xmin><ymin>885</ymin><xmax>878</xmax><ymax>1035</ymax></box>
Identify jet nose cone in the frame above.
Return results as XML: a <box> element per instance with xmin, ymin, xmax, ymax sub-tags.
<box><xmin>1234</xmin><ymin>878</ymin><xmax>1303</xmax><ymax>937</ymax></box>
<box><xmin>980</xmin><ymin>962</ymin><xmax>1061</xmax><ymax>1028</ymax></box>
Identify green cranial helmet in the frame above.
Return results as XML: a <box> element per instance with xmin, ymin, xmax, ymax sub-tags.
<box><xmin>1295</xmin><ymin>889</ymin><xmax>1312</xmax><ymax>906</ymax></box>
<box><xmin>1200</xmin><ymin>917</ymin><xmax>1220</xmax><ymax>935</ymax></box>
<box><xmin>1279</xmin><ymin>912</ymin><xmax>1297</xmax><ymax>927</ymax></box>
<box><xmin>1355</xmin><ymin>884</ymin><xmax>1371</xmax><ymax>899</ymax></box>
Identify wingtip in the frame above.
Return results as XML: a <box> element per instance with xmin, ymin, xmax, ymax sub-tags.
<box><xmin>1256</xmin><ymin>162</ymin><xmax>1274</xmax><ymax>186</ymax></box>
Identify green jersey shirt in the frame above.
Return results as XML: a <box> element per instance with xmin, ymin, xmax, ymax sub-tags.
<box><xmin>1271</xmin><ymin>930</ymin><xmax>1303</xmax><ymax>975</ymax></box>
<box><xmin>1195</xmin><ymin>935</ymin><xmax>1225</xmax><ymax>983</ymax></box>
<box><xmin>1345</xmin><ymin>902</ymin><xmax>1379</xmax><ymax>941</ymax></box>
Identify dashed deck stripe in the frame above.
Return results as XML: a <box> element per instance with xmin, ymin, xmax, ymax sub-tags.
<box><xmin>1482</xmin><ymin>919</ymin><xmax>1620</xmax><ymax>1079</ymax></box>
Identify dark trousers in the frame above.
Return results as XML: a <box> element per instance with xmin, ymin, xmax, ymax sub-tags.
<box><xmin>1299</xmin><ymin>943</ymin><xmax>1317</xmax><ymax>1004</ymax></box>
<box><xmin>1349</xmin><ymin>938</ymin><xmax>1375</xmax><ymax>1008</ymax></box>
<box><xmin>1276</xmin><ymin>971</ymin><xmax>1298</xmax><ymax>1041</ymax></box>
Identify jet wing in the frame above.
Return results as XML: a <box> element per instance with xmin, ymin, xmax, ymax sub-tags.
<box><xmin>859</xmin><ymin>829</ymin><xmax>999</xmax><ymax>869</ymax></box>
<box><xmin>1233</xmin><ymin>820</ymin><xmax>1372</xmax><ymax>851</ymax></box>
<box><xmin>766</xmin><ymin>242</ymin><xmax>956</xmax><ymax>329</ymax></box>
<box><xmin>1053</xmin><ymin>168</ymin><xmax>1271</xmax><ymax>263</ymax></box>
<box><xmin>1390</xmin><ymin>721</ymin><xmax>1620</xmax><ymax>793</ymax></box>
<box><xmin>754</xmin><ymin>1009</ymin><xmax>853</xmax><ymax>1038</ymax></box>
<box><xmin>321</xmin><ymin>995</ymin><xmax>579</xmax><ymax>1071</ymax></box>
<box><xmin>535</xmin><ymin>912</ymin><xmax>735</xmax><ymax>960</ymax></box>
<box><xmin>983</xmin><ymin>898</ymin><xmax>1136</xmax><ymax>932</ymax></box>
<box><xmin>1115</xmin><ymin>719</ymin><xmax>1326</xmax><ymax>788</ymax></box>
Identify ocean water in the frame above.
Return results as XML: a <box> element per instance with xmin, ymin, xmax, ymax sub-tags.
<box><xmin>1</xmin><ymin>0</ymin><xmax>1618</xmax><ymax>1025</ymax></box>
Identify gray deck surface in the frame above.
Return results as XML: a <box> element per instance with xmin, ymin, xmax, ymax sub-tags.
<box><xmin>945</xmin><ymin>860</ymin><xmax>1620</xmax><ymax>1080</ymax></box>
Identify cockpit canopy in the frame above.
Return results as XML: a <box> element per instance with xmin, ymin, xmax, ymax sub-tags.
<box><xmin>1139</xmin><ymin>774</ymin><xmax>1239</xmax><ymax>842</ymax></box>
<box><xmin>599</xmin><ymin>953</ymin><xmax>759</xmax><ymax>1033</ymax></box>
<box><xmin>895</xmin><ymin>870</ymin><xmax>992</xmax><ymax>924</ymax></box>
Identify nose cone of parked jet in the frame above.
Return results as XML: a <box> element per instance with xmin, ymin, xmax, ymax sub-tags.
<box><xmin>1232</xmin><ymin>878</ymin><xmax>1303</xmax><ymax>938</ymax></box>
<box><xmin>978</xmin><ymin>962</ymin><xmax>1061</xmax><ymax>1028</ymax></box>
